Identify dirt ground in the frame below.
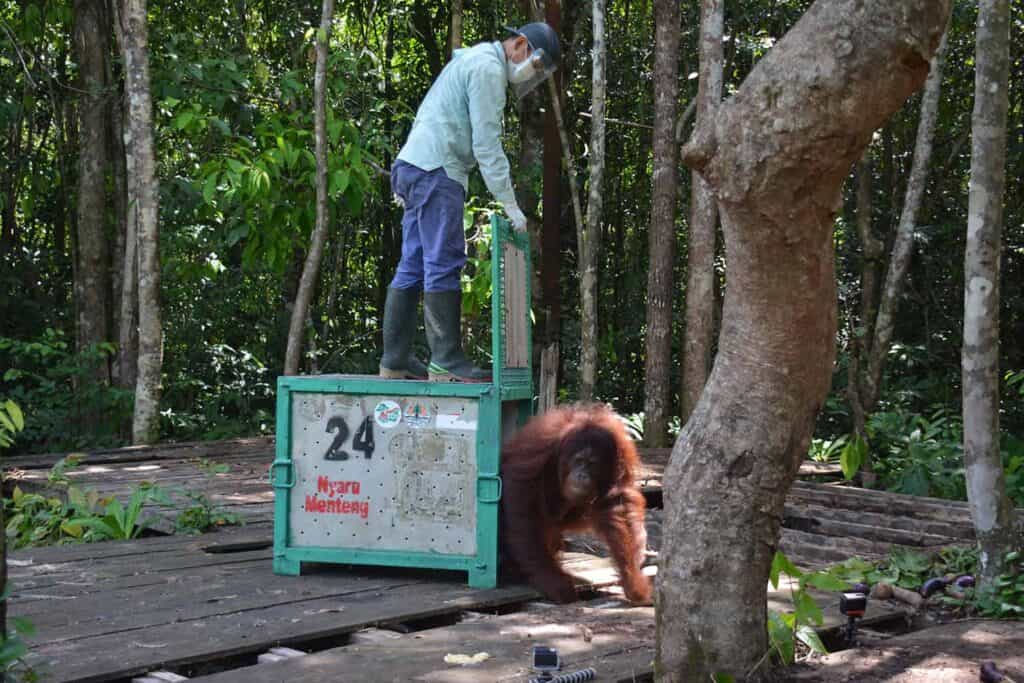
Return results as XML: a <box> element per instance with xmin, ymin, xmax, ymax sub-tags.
<box><xmin>787</xmin><ymin>619</ymin><xmax>1024</xmax><ymax>682</ymax></box>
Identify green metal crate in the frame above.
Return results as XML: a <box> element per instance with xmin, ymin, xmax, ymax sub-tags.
<box><xmin>271</xmin><ymin>216</ymin><xmax>532</xmax><ymax>589</ymax></box>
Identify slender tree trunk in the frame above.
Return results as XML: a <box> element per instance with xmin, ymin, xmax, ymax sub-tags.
<box><xmin>642</xmin><ymin>0</ymin><xmax>680</xmax><ymax>447</ymax></box>
<box><xmin>579</xmin><ymin>0</ymin><xmax>606</xmax><ymax>402</ymax></box>
<box><xmin>516</xmin><ymin>2</ymin><xmax>545</xmax><ymax>355</ymax></box>
<box><xmin>108</xmin><ymin>4</ymin><xmax>130</xmax><ymax>390</ymax></box>
<box><xmin>1</xmin><ymin>112</ymin><xmax>22</xmax><ymax>251</ymax></box>
<box><xmin>865</xmin><ymin>28</ymin><xmax>949</xmax><ymax>403</ymax></box>
<box><xmin>681</xmin><ymin>0</ymin><xmax>722</xmax><ymax>422</ymax></box>
<box><xmin>325</xmin><ymin>226</ymin><xmax>349</xmax><ymax>323</ymax></box>
<box><xmin>656</xmin><ymin>2</ymin><xmax>949</xmax><ymax>679</ymax></box>
<box><xmin>72</xmin><ymin>0</ymin><xmax>112</xmax><ymax>385</ymax></box>
<box><xmin>284</xmin><ymin>0</ymin><xmax>335</xmax><ymax>376</ymax></box>
<box><xmin>544</xmin><ymin>76</ymin><xmax>585</xmax><ymax>387</ymax></box>
<box><xmin>449</xmin><ymin>0</ymin><xmax>462</xmax><ymax>54</ymax></box>
<box><xmin>121</xmin><ymin>0</ymin><xmax>163</xmax><ymax>444</ymax></box>
<box><xmin>963</xmin><ymin>0</ymin><xmax>1020</xmax><ymax>584</ymax></box>
<box><xmin>112</xmin><ymin>0</ymin><xmax>139</xmax><ymax>396</ymax></box>
<box><xmin>845</xmin><ymin>150</ymin><xmax>884</xmax><ymax>482</ymax></box>
<box><xmin>542</xmin><ymin>1</ymin><xmax>563</xmax><ymax>349</ymax></box>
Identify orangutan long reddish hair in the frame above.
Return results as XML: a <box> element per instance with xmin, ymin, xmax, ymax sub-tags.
<box><xmin>499</xmin><ymin>403</ymin><xmax>651</xmax><ymax>604</ymax></box>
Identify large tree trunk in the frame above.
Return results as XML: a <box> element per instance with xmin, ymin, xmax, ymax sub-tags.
<box><xmin>121</xmin><ymin>0</ymin><xmax>164</xmax><ymax>444</ymax></box>
<box><xmin>284</xmin><ymin>0</ymin><xmax>335</xmax><ymax>376</ymax></box>
<box><xmin>656</xmin><ymin>2</ymin><xmax>949</xmax><ymax>680</ymax></box>
<box><xmin>963</xmin><ymin>0</ymin><xmax>1019</xmax><ymax>584</ymax></box>
<box><xmin>72</xmin><ymin>0</ymin><xmax>112</xmax><ymax>383</ymax></box>
<box><xmin>641</xmin><ymin>0</ymin><xmax>680</xmax><ymax>447</ymax></box>
<box><xmin>680</xmin><ymin>0</ymin><xmax>722</xmax><ymax>422</ymax></box>
<box><xmin>579</xmin><ymin>0</ymin><xmax>606</xmax><ymax>402</ymax></box>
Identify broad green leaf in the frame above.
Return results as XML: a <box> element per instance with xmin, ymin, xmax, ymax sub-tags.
<box><xmin>173</xmin><ymin>111</ymin><xmax>195</xmax><ymax>130</ymax></box>
<box><xmin>840</xmin><ymin>434</ymin><xmax>866</xmax><ymax>481</ymax></box>
<box><xmin>796</xmin><ymin>625</ymin><xmax>828</xmax><ymax>654</ymax></box>
<box><xmin>794</xmin><ymin>590</ymin><xmax>824</xmax><ymax>626</ymax></box>
<box><xmin>60</xmin><ymin>520</ymin><xmax>84</xmax><ymax>538</ymax></box>
<box><xmin>68</xmin><ymin>486</ymin><xmax>87</xmax><ymax>510</ymax></box>
<box><xmin>767</xmin><ymin>612</ymin><xmax>795</xmax><ymax>664</ymax></box>
<box><xmin>770</xmin><ymin>551</ymin><xmax>802</xmax><ymax>588</ymax></box>
<box><xmin>0</xmin><ymin>410</ymin><xmax>15</xmax><ymax>433</ymax></box>
<box><xmin>329</xmin><ymin>169</ymin><xmax>350</xmax><ymax>195</ymax></box>
<box><xmin>6</xmin><ymin>514</ymin><xmax>24</xmax><ymax>534</ymax></box>
<box><xmin>803</xmin><ymin>572</ymin><xmax>849</xmax><ymax>592</ymax></box>
<box><xmin>4</xmin><ymin>400</ymin><xmax>24</xmax><ymax>430</ymax></box>
<box><xmin>202</xmin><ymin>172</ymin><xmax>219</xmax><ymax>204</ymax></box>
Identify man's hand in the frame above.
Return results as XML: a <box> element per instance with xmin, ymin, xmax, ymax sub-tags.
<box><xmin>506</xmin><ymin>205</ymin><xmax>528</xmax><ymax>232</ymax></box>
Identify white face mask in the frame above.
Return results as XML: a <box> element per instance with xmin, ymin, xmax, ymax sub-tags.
<box><xmin>507</xmin><ymin>56</ymin><xmax>538</xmax><ymax>85</ymax></box>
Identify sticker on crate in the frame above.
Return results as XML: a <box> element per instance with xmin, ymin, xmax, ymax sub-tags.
<box><xmin>403</xmin><ymin>401</ymin><xmax>431</xmax><ymax>428</ymax></box>
<box><xmin>373</xmin><ymin>399</ymin><xmax>402</xmax><ymax>429</ymax></box>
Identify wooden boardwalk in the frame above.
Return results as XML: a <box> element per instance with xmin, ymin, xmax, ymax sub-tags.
<box><xmin>3</xmin><ymin>438</ymin><xmax>997</xmax><ymax>682</ymax></box>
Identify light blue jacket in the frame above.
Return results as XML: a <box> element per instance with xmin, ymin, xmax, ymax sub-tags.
<box><xmin>397</xmin><ymin>41</ymin><xmax>517</xmax><ymax>209</ymax></box>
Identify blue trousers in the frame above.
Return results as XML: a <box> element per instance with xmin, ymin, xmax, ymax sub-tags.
<box><xmin>390</xmin><ymin>160</ymin><xmax>466</xmax><ymax>292</ymax></box>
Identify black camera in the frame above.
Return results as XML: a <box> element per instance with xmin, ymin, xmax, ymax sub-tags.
<box><xmin>533</xmin><ymin>646</ymin><xmax>560</xmax><ymax>675</ymax></box>
<box><xmin>840</xmin><ymin>592</ymin><xmax>867</xmax><ymax>618</ymax></box>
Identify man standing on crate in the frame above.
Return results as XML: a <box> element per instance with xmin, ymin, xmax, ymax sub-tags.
<box><xmin>380</xmin><ymin>22</ymin><xmax>561</xmax><ymax>383</ymax></box>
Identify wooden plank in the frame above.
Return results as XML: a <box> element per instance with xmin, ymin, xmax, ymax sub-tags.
<box><xmin>17</xmin><ymin>537</ymin><xmax>625</xmax><ymax>683</ymax></box>
<box><xmin>785</xmin><ymin>503</ymin><xmax>975</xmax><ymax>542</ymax></box>
<box><xmin>186</xmin><ymin>579</ymin><xmax>904</xmax><ymax>683</ymax></box>
<box><xmin>4</xmin><ymin>437</ymin><xmax>274</xmax><ymax>470</ymax></box>
<box><xmin>190</xmin><ymin>600</ymin><xmax>656</xmax><ymax>683</ymax></box>
<box><xmin>7</xmin><ymin>523</ymin><xmax>270</xmax><ymax>569</ymax></box>
<box><xmin>502</xmin><ymin>240</ymin><xmax>528</xmax><ymax>368</ymax></box>
<box><xmin>22</xmin><ymin>563</ymin><xmax>424</xmax><ymax>640</ymax></box>
<box><xmin>13</xmin><ymin>555</ymin><xmax>272</xmax><ymax>615</ymax></box>
<box><xmin>782</xmin><ymin>507</ymin><xmax>962</xmax><ymax>547</ymax></box>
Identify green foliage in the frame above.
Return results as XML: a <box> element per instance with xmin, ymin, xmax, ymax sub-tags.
<box><xmin>765</xmin><ymin>551</ymin><xmax>840</xmax><ymax>666</ymax></box>
<box><xmin>6</xmin><ymin>486</ymin><xmax>79</xmax><ymax>548</ymax></box>
<box><xmin>161</xmin><ymin>343</ymin><xmax>274</xmax><ymax>441</ymax></box>
<box><xmin>866</xmin><ymin>405</ymin><xmax>966</xmax><ymax>499</ymax></box>
<box><xmin>67</xmin><ymin>485</ymin><xmax>161</xmax><ymax>541</ymax></box>
<box><xmin>828</xmin><ymin>548</ymin><xmax>1024</xmax><ymax>620</ymax></box>
<box><xmin>5</xmin><ymin>455</ymin><xmax>163</xmax><ymax>547</ymax></box>
<box><xmin>808</xmin><ymin>434</ymin><xmax>849</xmax><ymax>463</ymax></box>
<box><xmin>172</xmin><ymin>459</ymin><xmax>243</xmax><ymax>535</ymax></box>
<box><xmin>0</xmin><ymin>400</ymin><xmax>23</xmax><ymax>449</ymax></box>
<box><xmin>973</xmin><ymin>552</ymin><xmax>1024</xmax><ymax>618</ymax></box>
<box><xmin>0</xmin><ymin>330</ymin><xmax>132</xmax><ymax>452</ymax></box>
<box><xmin>823</xmin><ymin>547</ymin><xmax>976</xmax><ymax>591</ymax></box>
<box><xmin>0</xmin><ymin>584</ymin><xmax>37</xmax><ymax>682</ymax></box>
<box><xmin>839</xmin><ymin>434</ymin><xmax>867</xmax><ymax>481</ymax></box>
<box><xmin>175</xmin><ymin>491</ymin><xmax>243</xmax><ymax>535</ymax></box>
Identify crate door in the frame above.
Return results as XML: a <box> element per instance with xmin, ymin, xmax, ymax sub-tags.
<box><xmin>287</xmin><ymin>393</ymin><xmax>480</xmax><ymax>555</ymax></box>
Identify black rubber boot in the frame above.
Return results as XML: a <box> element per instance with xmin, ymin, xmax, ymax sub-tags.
<box><xmin>379</xmin><ymin>287</ymin><xmax>429</xmax><ymax>380</ymax></box>
<box><xmin>424</xmin><ymin>290</ymin><xmax>491</xmax><ymax>383</ymax></box>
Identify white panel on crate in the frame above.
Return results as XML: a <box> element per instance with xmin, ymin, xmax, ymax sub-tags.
<box><xmin>289</xmin><ymin>394</ymin><xmax>478</xmax><ymax>555</ymax></box>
